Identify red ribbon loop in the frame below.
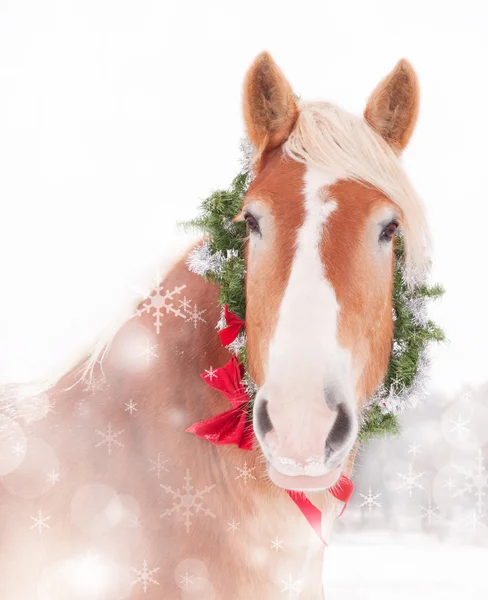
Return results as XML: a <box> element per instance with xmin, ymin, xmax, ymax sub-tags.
<box><xmin>218</xmin><ymin>305</ymin><xmax>246</xmax><ymax>346</ymax></box>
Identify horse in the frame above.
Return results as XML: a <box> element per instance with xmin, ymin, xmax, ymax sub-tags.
<box><xmin>0</xmin><ymin>52</ymin><xmax>430</xmax><ymax>599</ymax></box>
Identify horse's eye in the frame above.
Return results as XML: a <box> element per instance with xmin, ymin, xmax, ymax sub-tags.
<box><xmin>245</xmin><ymin>213</ymin><xmax>260</xmax><ymax>233</ymax></box>
<box><xmin>381</xmin><ymin>221</ymin><xmax>398</xmax><ymax>241</ymax></box>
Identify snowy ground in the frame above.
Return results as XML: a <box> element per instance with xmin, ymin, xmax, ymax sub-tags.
<box><xmin>324</xmin><ymin>532</ymin><xmax>488</xmax><ymax>599</ymax></box>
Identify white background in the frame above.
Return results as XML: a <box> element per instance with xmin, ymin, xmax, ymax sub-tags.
<box><xmin>1</xmin><ymin>0</ymin><xmax>487</xmax><ymax>392</ymax></box>
<box><xmin>0</xmin><ymin>1</ymin><xmax>487</xmax><ymax>597</ymax></box>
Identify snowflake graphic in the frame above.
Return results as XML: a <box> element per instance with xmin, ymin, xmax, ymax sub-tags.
<box><xmin>420</xmin><ymin>499</ymin><xmax>441</xmax><ymax>524</ymax></box>
<box><xmin>203</xmin><ymin>366</ymin><xmax>218</xmax><ymax>381</ymax></box>
<box><xmin>184</xmin><ymin>302</ymin><xmax>207</xmax><ymax>329</ymax></box>
<box><xmin>449</xmin><ymin>415</ymin><xmax>470</xmax><ymax>440</ymax></box>
<box><xmin>178</xmin><ymin>296</ymin><xmax>193</xmax><ymax>313</ymax></box>
<box><xmin>179</xmin><ymin>572</ymin><xmax>194</xmax><ymax>590</ymax></box>
<box><xmin>131</xmin><ymin>559</ymin><xmax>159</xmax><ymax>593</ymax></box>
<box><xmin>30</xmin><ymin>510</ymin><xmax>51</xmax><ymax>534</ymax></box>
<box><xmin>11</xmin><ymin>442</ymin><xmax>25</xmax><ymax>457</ymax></box>
<box><xmin>235</xmin><ymin>461</ymin><xmax>257</xmax><ymax>485</ymax></box>
<box><xmin>281</xmin><ymin>574</ymin><xmax>302</xmax><ymax>598</ymax></box>
<box><xmin>83</xmin><ymin>376</ymin><xmax>106</xmax><ymax>399</ymax></box>
<box><xmin>46</xmin><ymin>469</ymin><xmax>60</xmax><ymax>484</ymax></box>
<box><xmin>408</xmin><ymin>441</ymin><xmax>422</xmax><ymax>457</ymax></box>
<box><xmin>160</xmin><ymin>468</ymin><xmax>216</xmax><ymax>533</ymax></box>
<box><xmin>359</xmin><ymin>487</ymin><xmax>381</xmax><ymax>512</ymax></box>
<box><xmin>455</xmin><ymin>508</ymin><xmax>486</xmax><ymax>533</ymax></box>
<box><xmin>135</xmin><ymin>284</ymin><xmax>187</xmax><ymax>334</ymax></box>
<box><xmin>148</xmin><ymin>453</ymin><xmax>169</xmax><ymax>479</ymax></box>
<box><xmin>453</xmin><ymin>449</ymin><xmax>488</xmax><ymax>515</ymax></box>
<box><xmin>124</xmin><ymin>400</ymin><xmax>138</xmax><ymax>415</ymax></box>
<box><xmin>95</xmin><ymin>423</ymin><xmax>124</xmax><ymax>455</ymax></box>
<box><xmin>396</xmin><ymin>464</ymin><xmax>425</xmax><ymax>497</ymax></box>
<box><xmin>444</xmin><ymin>475</ymin><xmax>456</xmax><ymax>491</ymax></box>
<box><xmin>139</xmin><ymin>338</ymin><xmax>159</xmax><ymax>365</ymax></box>
<box><xmin>271</xmin><ymin>537</ymin><xmax>284</xmax><ymax>551</ymax></box>
<box><xmin>227</xmin><ymin>518</ymin><xmax>240</xmax><ymax>533</ymax></box>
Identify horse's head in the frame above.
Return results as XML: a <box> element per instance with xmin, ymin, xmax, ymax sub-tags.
<box><xmin>239</xmin><ymin>53</ymin><xmax>429</xmax><ymax>491</ymax></box>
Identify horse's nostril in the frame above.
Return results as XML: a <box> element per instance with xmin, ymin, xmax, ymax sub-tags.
<box><xmin>324</xmin><ymin>403</ymin><xmax>352</xmax><ymax>460</ymax></box>
<box><xmin>255</xmin><ymin>399</ymin><xmax>273</xmax><ymax>438</ymax></box>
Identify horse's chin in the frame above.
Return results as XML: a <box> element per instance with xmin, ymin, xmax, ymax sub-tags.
<box><xmin>267</xmin><ymin>464</ymin><xmax>342</xmax><ymax>492</ymax></box>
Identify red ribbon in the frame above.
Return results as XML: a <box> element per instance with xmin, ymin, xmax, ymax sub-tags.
<box><xmin>286</xmin><ymin>474</ymin><xmax>355</xmax><ymax>544</ymax></box>
<box><xmin>218</xmin><ymin>305</ymin><xmax>246</xmax><ymax>346</ymax></box>
<box><xmin>186</xmin><ymin>305</ymin><xmax>354</xmax><ymax>544</ymax></box>
<box><xmin>185</xmin><ymin>356</ymin><xmax>254</xmax><ymax>450</ymax></box>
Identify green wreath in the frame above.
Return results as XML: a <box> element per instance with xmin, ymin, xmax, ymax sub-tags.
<box><xmin>184</xmin><ymin>162</ymin><xmax>444</xmax><ymax>443</ymax></box>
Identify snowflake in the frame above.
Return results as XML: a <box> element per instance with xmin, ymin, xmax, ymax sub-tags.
<box><xmin>444</xmin><ymin>475</ymin><xmax>456</xmax><ymax>491</ymax></box>
<box><xmin>131</xmin><ymin>559</ymin><xmax>159</xmax><ymax>593</ymax></box>
<box><xmin>235</xmin><ymin>461</ymin><xmax>257</xmax><ymax>485</ymax></box>
<box><xmin>460</xmin><ymin>389</ymin><xmax>472</xmax><ymax>403</ymax></box>
<box><xmin>124</xmin><ymin>400</ymin><xmax>138</xmax><ymax>415</ymax></box>
<box><xmin>46</xmin><ymin>469</ymin><xmax>60</xmax><ymax>484</ymax></box>
<box><xmin>359</xmin><ymin>487</ymin><xmax>381</xmax><ymax>512</ymax></box>
<box><xmin>281</xmin><ymin>574</ymin><xmax>302</xmax><ymax>598</ymax></box>
<box><xmin>83</xmin><ymin>376</ymin><xmax>106</xmax><ymax>399</ymax></box>
<box><xmin>271</xmin><ymin>537</ymin><xmax>284</xmax><ymax>551</ymax></box>
<box><xmin>184</xmin><ymin>302</ymin><xmax>207</xmax><ymax>329</ymax></box>
<box><xmin>227</xmin><ymin>518</ymin><xmax>240</xmax><ymax>533</ymax></box>
<box><xmin>179</xmin><ymin>572</ymin><xmax>194</xmax><ymax>590</ymax></box>
<box><xmin>11</xmin><ymin>442</ymin><xmax>25</xmax><ymax>457</ymax></box>
<box><xmin>160</xmin><ymin>468</ymin><xmax>216</xmax><ymax>533</ymax></box>
<box><xmin>178</xmin><ymin>296</ymin><xmax>193</xmax><ymax>313</ymax></box>
<box><xmin>95</xmin><ymin>423</ymin><xmax>124</xmax><ymax>455</ymax></box>
<box><xmin>396</xmin><ymin>464</ymin><xmax>425</xmax><ymax>497</ymax></box>
<box><xmin>30</xmin><ymin>510</ymin><xmax>51</xmax><ymax>534</ymax></box>
<box><xmin>420</xmin><ymin>499</ymin><xmax>441</xmax><ymax>524</ymax></box>
<box><xmin>203</xmin><ymin>366</ymin><xmax>218</xmax><ymax>381</ymax></box>
<box><xmin>139</xmin><ymin>338</ymin><xmax>159</xmax><ymax>365</ymax></box>
<box><xmin>135</xmin><ymin>284</ymin><xmax>187</xmax><ymax>334</ymax></box>
<box><xmin>408</xmin><ymin>441</ymin><xmax>422</xmax><ymax>457</ymax></box>
<box><xmin>148</xmin><ymin>453</ymin><xmax>169</xmax><ymax>479</ymax></box>
<box><xmin>455</xmin><ymin>508</ymin><xmax>485</xmax><ymax>533</ymax></box>
<box><xmin>454</xmin><ymin>449</ymin><xmax>488</xmax><ymax>515</ymax></box>
<box><xmin>449</xmin><ymin>415</ymin><xmax>470</xmax><ymax>441</ymax></box>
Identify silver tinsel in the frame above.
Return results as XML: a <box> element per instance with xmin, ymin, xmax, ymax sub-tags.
<box><xmin>226</xmin><ymin>331</ymin><xmax>247</xmax><ymax>356</ymax></box>
<box><xmin>242</xmin><ymin>371</ymin><xmax>258</xmax><ymax>399</ymax></box>
<box><xmin>239</xmin><ymin>138</ymin><xmax>255</xmax><ymax>181</ymax></box>
<box><xmin>216</xmin><ymin>306</ymin><xmax>226</xmax><ymax>332</ymax></box>
<box><xmin>187</xmin><ymin>242</ymin><xmax>240</xmax><ymax>278</ymax></box>
<box><xmin>187</xmin><ymin>241</ymin><xmax>225</xmax><ymax>276</ymax></box>
<box><xmin>222</xmin><ymin>217</ymin><xmax>238</xmax><ymax>235</ymax></box>
<box><xmin>373</xmin><ymin>349</ymin><xmax>431</xmax><ymax>416</ymax></box>
<box><xmin>405</xmin><ymin>296</ymin><xmax>429</xmax><ymax>327</ymax></box>
<box><xmin>392</xmin><ymin>339</ymin><xmax>407</xmax><ymax>358</ymax></box>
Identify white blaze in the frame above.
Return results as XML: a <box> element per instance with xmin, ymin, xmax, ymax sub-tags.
<box><xmin>260</xmin><ymin>165</ymin><xmax>355</xmax><ymax>462</ymax></box>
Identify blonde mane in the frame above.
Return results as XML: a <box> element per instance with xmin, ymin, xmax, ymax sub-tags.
<box><xmin>283</xmin><ymin>100</ymin><xmax>430</xmax><ymax>283</ymax></box>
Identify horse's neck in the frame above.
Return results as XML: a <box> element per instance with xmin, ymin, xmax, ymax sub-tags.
<box><xmin>34</xmin><ymin>247</ymin><xmax>343</xmax><ymax>598</ymax></box>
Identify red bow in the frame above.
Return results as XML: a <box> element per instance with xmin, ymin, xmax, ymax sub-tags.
<box><xmin>186</xmin><ymin>305</ymin><xmax>354</xmax><ymax>544</ymax></box>
<box><xmin>218</xmin><ymin>305</ymin><xmax>246</xmax><ymax>346</ymax></box>
<box><xmin>185</xmin><ymin>356</ymin><xmax>254</xmax><ymax>450</ymax></box>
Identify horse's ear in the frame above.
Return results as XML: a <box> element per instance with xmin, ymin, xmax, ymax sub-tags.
<box><xmin>243</xmin><ymin>52</ymin><xmax>298</xmax><ymax>160</ymax></box>
<box><xmin>364</xmin><ymin>59</ymin><xmax>419</xmax><ymax>153</ymax></box>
